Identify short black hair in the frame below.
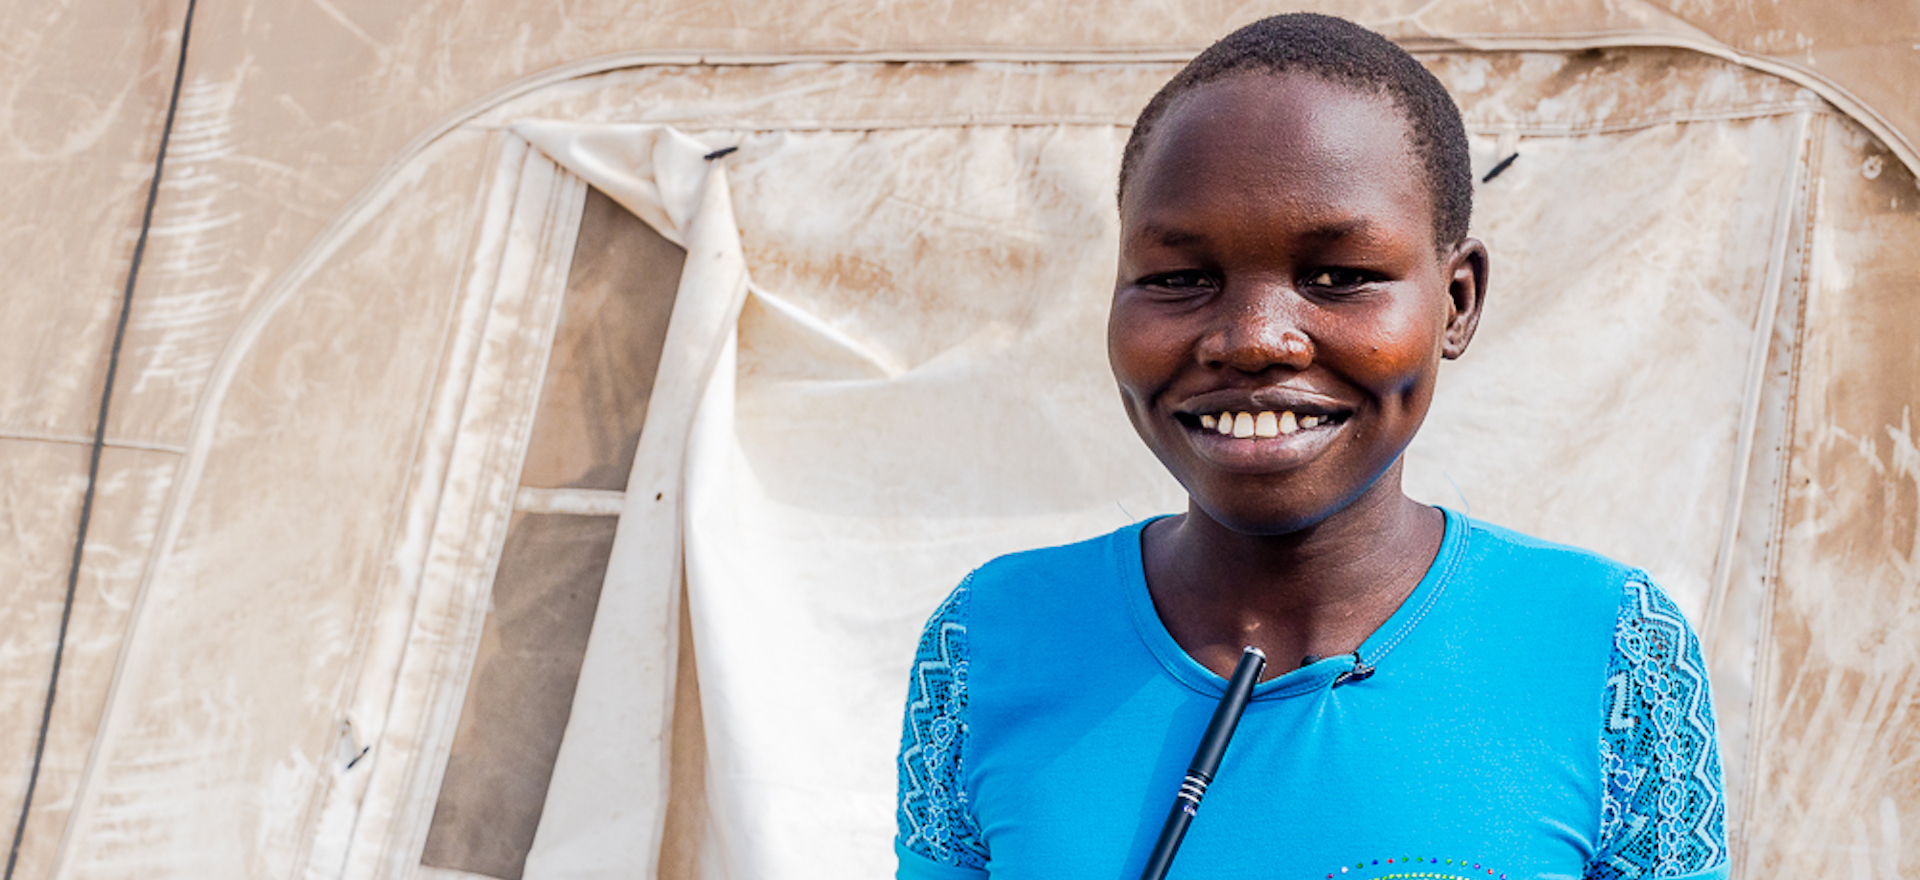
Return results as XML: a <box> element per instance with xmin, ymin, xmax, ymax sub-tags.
<box><xmin>1119</xmin><ymin>13</ymin><xmax>1473</xmax><ymax>247</ymax></box>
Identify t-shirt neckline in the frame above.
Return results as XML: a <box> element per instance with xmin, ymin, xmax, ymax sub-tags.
<box><xmin>1115</xmin><ymin>507</ymin><xmax>1467</xmax><ymax>700</ymax></box>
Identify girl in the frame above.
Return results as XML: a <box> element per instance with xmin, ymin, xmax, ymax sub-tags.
<box><xmin>896</xmin><ymin>14</ymin><xmax>1727</xmax><ymax>880</ymax></box>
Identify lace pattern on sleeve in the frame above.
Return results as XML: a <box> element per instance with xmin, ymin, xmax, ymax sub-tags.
<box><xmin>897</xmin><ymin>575</ymin><xmax>988</xmax><ymax>868</ymax></box>
<box><xmin>1589</xmin><ymin>575</ymin><xmax>1728</xmax><ymax>878</ymax></box>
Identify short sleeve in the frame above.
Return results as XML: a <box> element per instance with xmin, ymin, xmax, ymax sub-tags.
<box><xmin>897</xmin><ymin>575</ymin><xmax>989</xmax><ymax>877</ymax></box>
<box><xmin>1587</xmin><ymin>574</ymin><xmax>1730</xmax><ymax>879</ymax></box>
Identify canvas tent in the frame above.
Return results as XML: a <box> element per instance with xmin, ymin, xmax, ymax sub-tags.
<box><xmin>3</xmin><ymin>2</ymin><xmax>1918</xmax><ymax>879</ymax></box>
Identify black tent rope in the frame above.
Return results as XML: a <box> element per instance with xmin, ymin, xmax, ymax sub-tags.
<box><xmin>5</xmin><ymin>1</ymin><xmax>197</xmax><ymax>875</ymax></box>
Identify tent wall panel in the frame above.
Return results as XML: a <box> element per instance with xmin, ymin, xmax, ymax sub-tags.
<box><xmin>49</xmin><ymin>130</ymin><xmax>517</xmax><ymax>879</ymax></box>
<box><xmin>1748</xmin><ymin>113</ymin><xmax>1920</xmax><ymax>877</ymax></box>
<box><xmin>0</xmin><ymin>0</ymin><xmax>190</xmax><ymax>438</ymax></box>
<box><xmin>1661</xmin><ymin>0</ymin><xmax>1920</xmax><ymax>177</ymax></box>
<box><xmin>6</xmin><ymin>446</ymin><xmax>179</xmax><ymax>878</ymax></box>
<box><xmin>2</xmin><ymin>2</ymin><xmax>191</xmax><ymax>849</ymax></box>
<box><xmin>1</xmin><ymin>441</ymin><xmax>92</xmax><ymax>838</ymax></box>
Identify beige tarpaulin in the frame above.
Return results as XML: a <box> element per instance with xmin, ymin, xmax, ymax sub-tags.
<box><xmin>3</xmin><ymin>2</ymin><xmax>1918</xmax><ymax>880</ymax></box>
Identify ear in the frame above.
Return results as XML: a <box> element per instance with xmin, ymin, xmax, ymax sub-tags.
<box><xmin>1440</xmin><ymin>237</ymin><xmax>1489</xmax><ymax>360</ymax></box>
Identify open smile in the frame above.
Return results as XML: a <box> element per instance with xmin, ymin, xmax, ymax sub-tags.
<box><xmin>1169</xmin><ymin>399</ymin><xmax>1355</xmax><ymax>471</ymax></box>
<box><xmin>1172</xmin><ymin>386</ymin><xmax>1355</xmax><ymax>438</ymax></box>
<box><xmin>1182</xmin><ymin>408</ymin><xmax>1350</xmax><ymax>438</ymax></box>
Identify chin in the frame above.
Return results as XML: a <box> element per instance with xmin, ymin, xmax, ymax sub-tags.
<box><xmin>1177</xmin><ymin>458</ymin><xmax>1407</xmax><ymax>540</ymax></box>
<box><xmin>1185</xmin><ymin>489</ymin><xmax>1344</xmax><ymax>538</ymax></box>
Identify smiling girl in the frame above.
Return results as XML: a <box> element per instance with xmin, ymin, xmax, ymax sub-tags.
<box><xmin>895</xmin><ymin>14</ymin><xmax>1727</xmax><ymax>880</ymax></box>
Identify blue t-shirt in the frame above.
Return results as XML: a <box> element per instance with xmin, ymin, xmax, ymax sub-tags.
<box><xmin>896</xmin><ymin>509</ymin><xmax>1727</xmax><ymax>880</ymax></box>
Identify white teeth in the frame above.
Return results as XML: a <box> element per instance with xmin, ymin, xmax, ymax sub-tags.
<box><xmin>1208</xmin><ymin>410</ymin><xmax>1336</xmax><ymax>438</ymax></box>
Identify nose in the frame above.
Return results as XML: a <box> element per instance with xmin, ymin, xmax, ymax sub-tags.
<box><xmin>1197</xmin><ymin>286</ymin><xmax>1314</xmax><ymax>373</ymax></box>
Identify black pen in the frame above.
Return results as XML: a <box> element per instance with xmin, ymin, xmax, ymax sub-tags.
<box><xmin>1138</xmin><ymin>645</ymin><xmax>1267</xmax><ymax>880</ymax></box>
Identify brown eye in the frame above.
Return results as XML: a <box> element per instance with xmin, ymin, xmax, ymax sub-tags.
<box><xmin>1302</xmin><ymin>268</ymin><xmax>1375</xmax><ymax>292</ymax></box>
<box><xmin>1143</xmin><ymin>271</ymin><xmax>1217</xmax><ymax>291</ymax></box>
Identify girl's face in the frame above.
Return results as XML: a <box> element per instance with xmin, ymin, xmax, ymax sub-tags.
<box><xmin>1109</xmin><ymin>71</ymin><xmax>1486</xmax><ymax>537</ymax></box>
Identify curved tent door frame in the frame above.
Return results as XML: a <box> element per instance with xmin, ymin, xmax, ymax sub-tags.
<box><xmin>301</xmin><ymin>138</ymin><xmax>590</xmax><ymax>879</ymax></box>
<box><xmin>305</xmin><ymin>126</ymin><xmax>738</xmax><ymax>880</ymax></box>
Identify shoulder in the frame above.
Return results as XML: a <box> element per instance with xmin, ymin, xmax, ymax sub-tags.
<box><xmin>1611</xmin><ymin>571</ymin><xmax>1696</xmax><ymax>635</ymax></box>
<box><xmin>1604</xmin><ymin>572</ymin><xmax>1714</xmax><ymax>706</ymax></box>
<box><xmin>1440</xmin><ymin>514</ymin><xmax>1710</xmax><ymax>688</ymax></box>
<box><xmin>911</xmin><ymin>521</ymin><xmax>1144</xmax><ymax>627</ymax></box>
<box><xmin>966</xmin><ymin>520</ymin><xmax>1148</xmax><ymax>585</ymax></box>
<box><xmin>1446</xmin><ymin>513</ymin><xmax>1640</xmax><ymax>615</ymax></box>
<box><xmin>1455</xmin><ymin>514</ymin><xmax>1636</xmax><ymax>580</ymax></box>
<box><xmin>955</xmin><ymin>519</ymin><xmax>1152</xmax><ymax>616</ymax></box>
<box><xmin>908</xmin><ymin>519</ymin><xmax>1150</xmax><ymax>653</ymax></box>
<box><xmin>923</xmin><ymin>520</ymin><xmax>1158</xmax><ymax>696</ymax></box>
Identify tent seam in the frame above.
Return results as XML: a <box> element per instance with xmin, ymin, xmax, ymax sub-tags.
<box><xmin>0</xmin><ymin>430</ymin><xmax>188</xmax><ymax>455</ymax></box>
<box><xmin>467</xmin><ymin>102</ymin><xmax>1832</xmax><ymax>137</ymax></box>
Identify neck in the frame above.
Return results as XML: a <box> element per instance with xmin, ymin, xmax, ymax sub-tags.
<box><xmin>1141</xmin><ymin>475</ymin><xmax>1444</xmax><ymax>679</ymax></box>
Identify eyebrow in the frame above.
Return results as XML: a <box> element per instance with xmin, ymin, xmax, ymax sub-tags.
<box><xmin>1135</xmin><ymin>225</ymin><xmax>1205</xmax><ymax>248</ymax></box>
<box><xmin>1297</xmin><ymin>218</ymin><xmax>1376</xmax><ymax>241</ymax></box>
<box><xmin>1133</xmin><ymin>217</ymin><xmax>1381</xmax><ymax>247</ymax></box>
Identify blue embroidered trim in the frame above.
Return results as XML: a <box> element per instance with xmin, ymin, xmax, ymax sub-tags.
<box><xmin>897</xmin><ymin>575</ymin><xmax>988</xmax><ymax>868</ymax></box>
<box><xmin>1589</xmin><ymin>575</ymin><xmax>1728</xmax><ymax>878</ymax></box>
